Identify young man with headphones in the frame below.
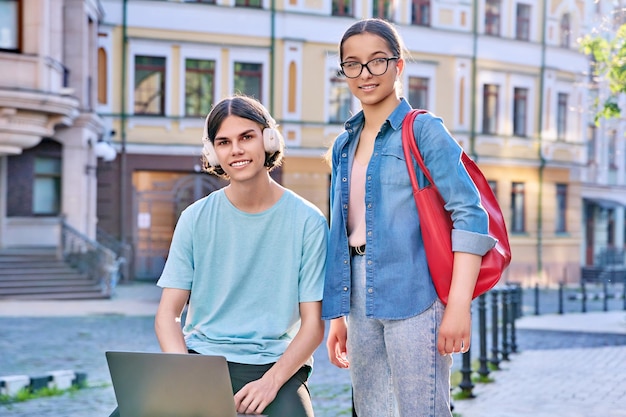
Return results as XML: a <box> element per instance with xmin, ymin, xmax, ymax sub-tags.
<box><xmin>154</xmin><ymin>95</ymin><xmax>328</xmax><ymax>416</ymax></box>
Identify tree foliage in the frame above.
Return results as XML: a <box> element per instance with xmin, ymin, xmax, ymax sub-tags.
<box><xmin>580</xmin><ymin>23</ymin><xmax>626</xmax><ymax>123</ymax></box>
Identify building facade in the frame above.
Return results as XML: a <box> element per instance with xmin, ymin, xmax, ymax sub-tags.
<box><xmin>0</xmin><ymin>0</ymin><xmax>108</xmax><ymax>247</ymax></box>
<box><xmin>2</xmin><ymin>0</ymin><xmax>625</xmax><ymax>286</ymax></box>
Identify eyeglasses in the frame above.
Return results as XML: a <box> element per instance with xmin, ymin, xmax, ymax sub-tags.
<box><xmin>340</xmin><ymin>56</ymin><xmax>399</xmax><ymax>79</ymax></box>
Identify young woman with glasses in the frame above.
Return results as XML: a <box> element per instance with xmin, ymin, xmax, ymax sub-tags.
<box><xmin>322</xmin><ymin>18</ymin><xmax>496</xmax><ymax>417</ymax></box>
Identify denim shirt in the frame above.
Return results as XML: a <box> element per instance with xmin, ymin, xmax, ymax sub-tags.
<box><xmin>321</xmin><ymin>99</ymin><xmax>496</xmax><ymax>320</ymax></box>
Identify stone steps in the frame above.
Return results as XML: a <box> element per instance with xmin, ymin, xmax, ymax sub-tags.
<box><xmin>0</xmin><ymin>247</ymin><xmax>109</xmax><ymax>300</ymax></box>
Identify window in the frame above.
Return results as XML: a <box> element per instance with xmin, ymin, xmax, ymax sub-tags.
<box><xmin>234</xmin><ymin>62</ymin><xmax>262</xmax><ymax>100</ymax></box>
<box><xmin>586</xmin><ymin>124</ymin><xmax>596</xmax><ymax>164</ymax></box>
<box><xmin>555</xmin><ymin>183</ymin><xmax>567</xmax><ymax>233</ymax></box>
<box><xmin>98</xmin><ymin>48</ymin><xmax>107</xmax><ymax>105</ymax></box>
<box><xmin>185</xmin><ymin>59</ymin><xmax>215</xmax><ymax>117</ymax></box>
<box><xmin>373</xmin><ymin>0</ymin><xmax>393</xmax><ymax>20</ymax></box>
<box><xmin>608</xmin><ymin>209</ymin><xmax>615</xmax><ymax>246</ymax></box>
<box><xmin>485</xmin><ymin>0</ymin><xmax>501</xmax><ymax>36</ymax></box>
<box><xmin>482</xmin><ymin>84</ymin><xmax>499</xmax><ymax>134</ymax></box>
<box><xmin>412</xmin><ymin>0</ymin><xmax>430</xmax><ymax>26</ymax></box>
<box><xmin>329</xmin><ymin>68</ymin><xmax>351</xmax><ymax>123</ymax></box>
<box><xmin>288</xmin><ymin>61</ymin><xmax>296</xmax><ymax>113</ymax></box>
<box><xmin>0</xmin><ymin>0</ymin><xmax>19</xmax><ymax>51</ymax></box>
<box><xmin>134</xmin><ymin>56</ymin><xmax>166</xmax><ymax>115</ymax></box>
<box><xmin>332</xmin><ymin>0</ymin><xmax>352</xmax><ymax>16</ymax></box>
<box><xmin>560</xmin><ymin>13</ymin><xmax>570</xmax><ymax>48</ymax></box>
<box><xmin>513</xmin><ymin>87</ymin><xmax>528</xmax><ymax>137</ymax></box>
<box><xmin>556</xmin><ymin>93</ymin><xmax>568</xmax><ymax>140</ymax></box>
<box><xmin>235</xmin><ymin>0</ymin><xmax>261</xmax><ymax>7</ymax></box>
<box><xmin>515</xmin><ymin>3</ymin><xmax>530</xmax><ymax>41</ymax></box>
<box><xmin>33</xmin><ymin>157</ymin><xmax>62</xmax><ymax>215</ymax></box>
<box><xmin>511</xmin><ymin>182</ymin><xmax>525</xmax><ymax>233</ymax></box>
<box><xmin>408</xmin><ymin>76</ymin><xmax>429</xmax><ymax>110</ymax></box>
<box><xmin>7</xmin><ymin>139</ymin><xmax>62</xmax><ymax>217</ymax></box>
<box><xmin>608</xmin><ymin>129</ymin><xmax>618</xmax><ymax>169</ymax></box>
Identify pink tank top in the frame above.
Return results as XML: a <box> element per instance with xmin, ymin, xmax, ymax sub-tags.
<box><xmin>348</xmin><ymin>159</ymin><xmax>367</xmax><ymax>247</ymax></box>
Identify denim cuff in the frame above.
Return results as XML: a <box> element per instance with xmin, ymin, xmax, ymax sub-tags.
<box><xmin>451</xmin><ymin>229</ymin><xmax>497</xmax><ymax>256</ymax></box>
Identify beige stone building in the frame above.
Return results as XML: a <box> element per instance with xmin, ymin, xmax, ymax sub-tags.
<box><xmin>1</xmin><ymin>0</ymin><xmax>625</xmax><ymax>291</ymax></box>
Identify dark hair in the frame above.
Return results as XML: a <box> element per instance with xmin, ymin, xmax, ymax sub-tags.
<box><xmin>339</xmin><ymin>18</ymin><xmax>404</xmax><ymax>63</ymax></box>
<box><xmin>201</xmin><ymin>95</ymin><xmax>283</xmax><ymax>178</ymax></box>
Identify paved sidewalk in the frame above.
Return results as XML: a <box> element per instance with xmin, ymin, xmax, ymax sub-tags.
<box><xmin>453</xmin><ymin>310</ymin><xmax>626</xmax><ymax>417</ymax></box>
<box><xmin>1</xmin><ymin>283</ymin><xmax>625</xmax><ymax>417</ymax></box>
<box><xmin>0</xmin><ymin>282</ymin><xmax>162</xmax><ymax>317</ymax></box>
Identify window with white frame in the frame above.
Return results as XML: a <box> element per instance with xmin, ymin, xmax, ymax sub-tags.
<box><xmin>408</xmin><ymin>76</ymin><xmax>429</xmax><ymax>110</ymax></box>
<box><xmin>485</xmin><ymin>0</ymin><xmax>501</xmax><ymax>36</ymax></box>
<box><xmin>513</xmin><ymin>87</ymin><xmax>528</xmax><ymax>137</ymax></box>
<box><xmin>134</xmin><ymin>56</ymin><xmax>166</xmax><ymax>115</ymax></box>
<box><xmin>560</xmin><ymin>13</ymin><xmax>571</xmax><ymax>48</ymax></box>
<box><xmin>412</xmin><ymin>0</ymin><xmax>430</xmax><ymax>26</ymax></box>
<box><xmin>556</xmin><ymin>92</ymin><xmax>568</xmax><ymax>140</ymax></box>
<box><xmin>608</xmin><ymin>129</ymin><xmax>618</xmax><ymax>171</ymax></box>
<box><xmin>234</xmin><ymin>62</ymin><xmax>263</xmax><ymax>101</ymax></box>
<box><xmin>482</xmin><ymin>84</ymin><xmax>499</xmax><ymax>134</ymax></box>
<box><xmin>33</xmin><ymin>156</ymin><xmax>62</xmax><ymax>215</ymax></box>
<box><xmin>332</xmin><ymin>0</ymin><xmax>353</xmax><ymax>16</ymax></box>
<box><xmin>185</xmin><ymin>59</ymin><xmax>215</xmax><ymax>117</ymax></box>
<box><xmin>0</xmin><ymin>0</ymin><xmax>19</xmax><ymax>50</ymax></box>
<box><xmin>555</xmin><ymin>183</ymin><xmax>567</xmax><ymax>233</ymax></box>
<box><xmin>515</xmin><ymin>3</ymin><xmax>530</xmax><ymax>41</ymax></box>
<box><xmin>586</xmin><ymin>124</ymin><xmax>596</xmax><ymax>165</ymax></box>
<box><xmin>328</xmin><ymin>67</ymin><xmax>351</xmax><ymax>124</ymax></box>
<box><xmin>373</xmin><ymin>0</ymin><xmax>393</xmax><ymax>21</ymax></box>
<box><xmin>511</xmin><ymin>182</ymin><xmax>525</xmax><ymax>233</ymax></box>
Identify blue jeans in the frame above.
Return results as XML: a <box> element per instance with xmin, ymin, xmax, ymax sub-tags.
<box><xmin>347</xmin><ymin>255</ymin><xmax>453</xmax><ymax>417</ymax></box>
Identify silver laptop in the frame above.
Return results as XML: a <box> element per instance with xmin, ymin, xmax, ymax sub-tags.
<box><xmin>106</xmin><ymin>351</ymin><xmax>265</xmax><ymax>417</ymax></box>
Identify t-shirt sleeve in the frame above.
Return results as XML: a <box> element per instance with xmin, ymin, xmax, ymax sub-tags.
<box><xmin>156</xmin><ymin>207</ymin><xmax>195</xmax><ymax>290</ymax></box>
<box><xmin>298</xmin><ymin>215</ymin><xmax>328</xmax><ymax>303</ymax></box>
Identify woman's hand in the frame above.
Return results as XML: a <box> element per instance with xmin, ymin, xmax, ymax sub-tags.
<box><xmin>327</xmin><ymin>317</ymin><xmax>350</xmax><ymax>368</ymax></box>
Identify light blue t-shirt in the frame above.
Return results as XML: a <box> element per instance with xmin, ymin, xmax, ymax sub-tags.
<box><xmin>157</xmin><ymin>188</ymin><xmax>328</xmax><ymax>365</ymax></box>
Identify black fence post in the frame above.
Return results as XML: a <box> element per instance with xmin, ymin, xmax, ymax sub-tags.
<box><xmin>489</xmin><ymin>290</ymin><xmax>500</xmax><ymax>369</ymax></box>
<box><xmin>458</xmin><ymin>348</ymin><xmax>474</xmax><ymax>398</ymax></box>
<box><xmin>501</xmin><ymin>289</ymin><xmax>510</xmax><ymax>361</ymax></box>
<box><xmin>477</xmin><ymin>293</ymin><xmax>490</xmax><ymax>378</ymax></box>
<box><xmin>558</xmin><ymin>282</ymin><xmax>564</xmax><ymax>315</ymax></box>
<box><xmin>509</xmin><ymin>287</ymin><xmax>518</xmax><ymax>354</ymax></box>
<box><xmin>603</xmin><ymin>280</ymin><xmax>609</xmax><ymax>312</ymax></box>
<box><xmin>534</xmin><ymin>283</ymin><xmax>540</xmax><ymax>315</ymax></box>
<box><xmin>623</xmin><ymin>281</ymin><xmax>626</xmax><ymax>311</ymax></box>
<box><xmin>581</xmin><ymin>281</ymin><xmax>587</xmax><ymax>313</ymax></box>
<box><xmin>516</xmin><ymin>284</ymin><xmax>523</xmax><ymax>318</ymax></box>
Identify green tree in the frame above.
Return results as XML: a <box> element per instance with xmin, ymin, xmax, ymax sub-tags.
<box><xmin>580</xmin><ymin>23</ymin><xmax>626</xmax><ymax>123</ymax></box>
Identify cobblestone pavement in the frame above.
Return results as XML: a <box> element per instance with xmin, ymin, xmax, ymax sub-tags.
<box><xmin>1</xmin><ymin>283</ymin><xmax>625</xmax><ymax>417</ymax></box>
<box><xmin>0</xmin><ymin>314</ymin><xmax>355</xmax><ymax>417</ymax></box>
<box><xmin>0</xmin><ymin>283</ymin><xmax>354</xmax><ymax>417</ymax></box>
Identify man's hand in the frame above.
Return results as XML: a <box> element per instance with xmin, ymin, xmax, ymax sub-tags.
<box><xmin>233</xmin><ymin>375</ymin><xmax>280</xmax><ymax>415</ymax></box>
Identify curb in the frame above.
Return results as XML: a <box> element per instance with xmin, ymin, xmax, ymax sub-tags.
<box><xmin>0</xmin><ymin>370</ymin><xmax>87</xmax><ymax>397</ymax></box>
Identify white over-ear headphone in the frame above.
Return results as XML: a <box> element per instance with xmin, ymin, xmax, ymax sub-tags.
<box><xmin>201</xmin><ymin>116</ymin><xmax>284</xmax><ymax>167</ymax></box>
